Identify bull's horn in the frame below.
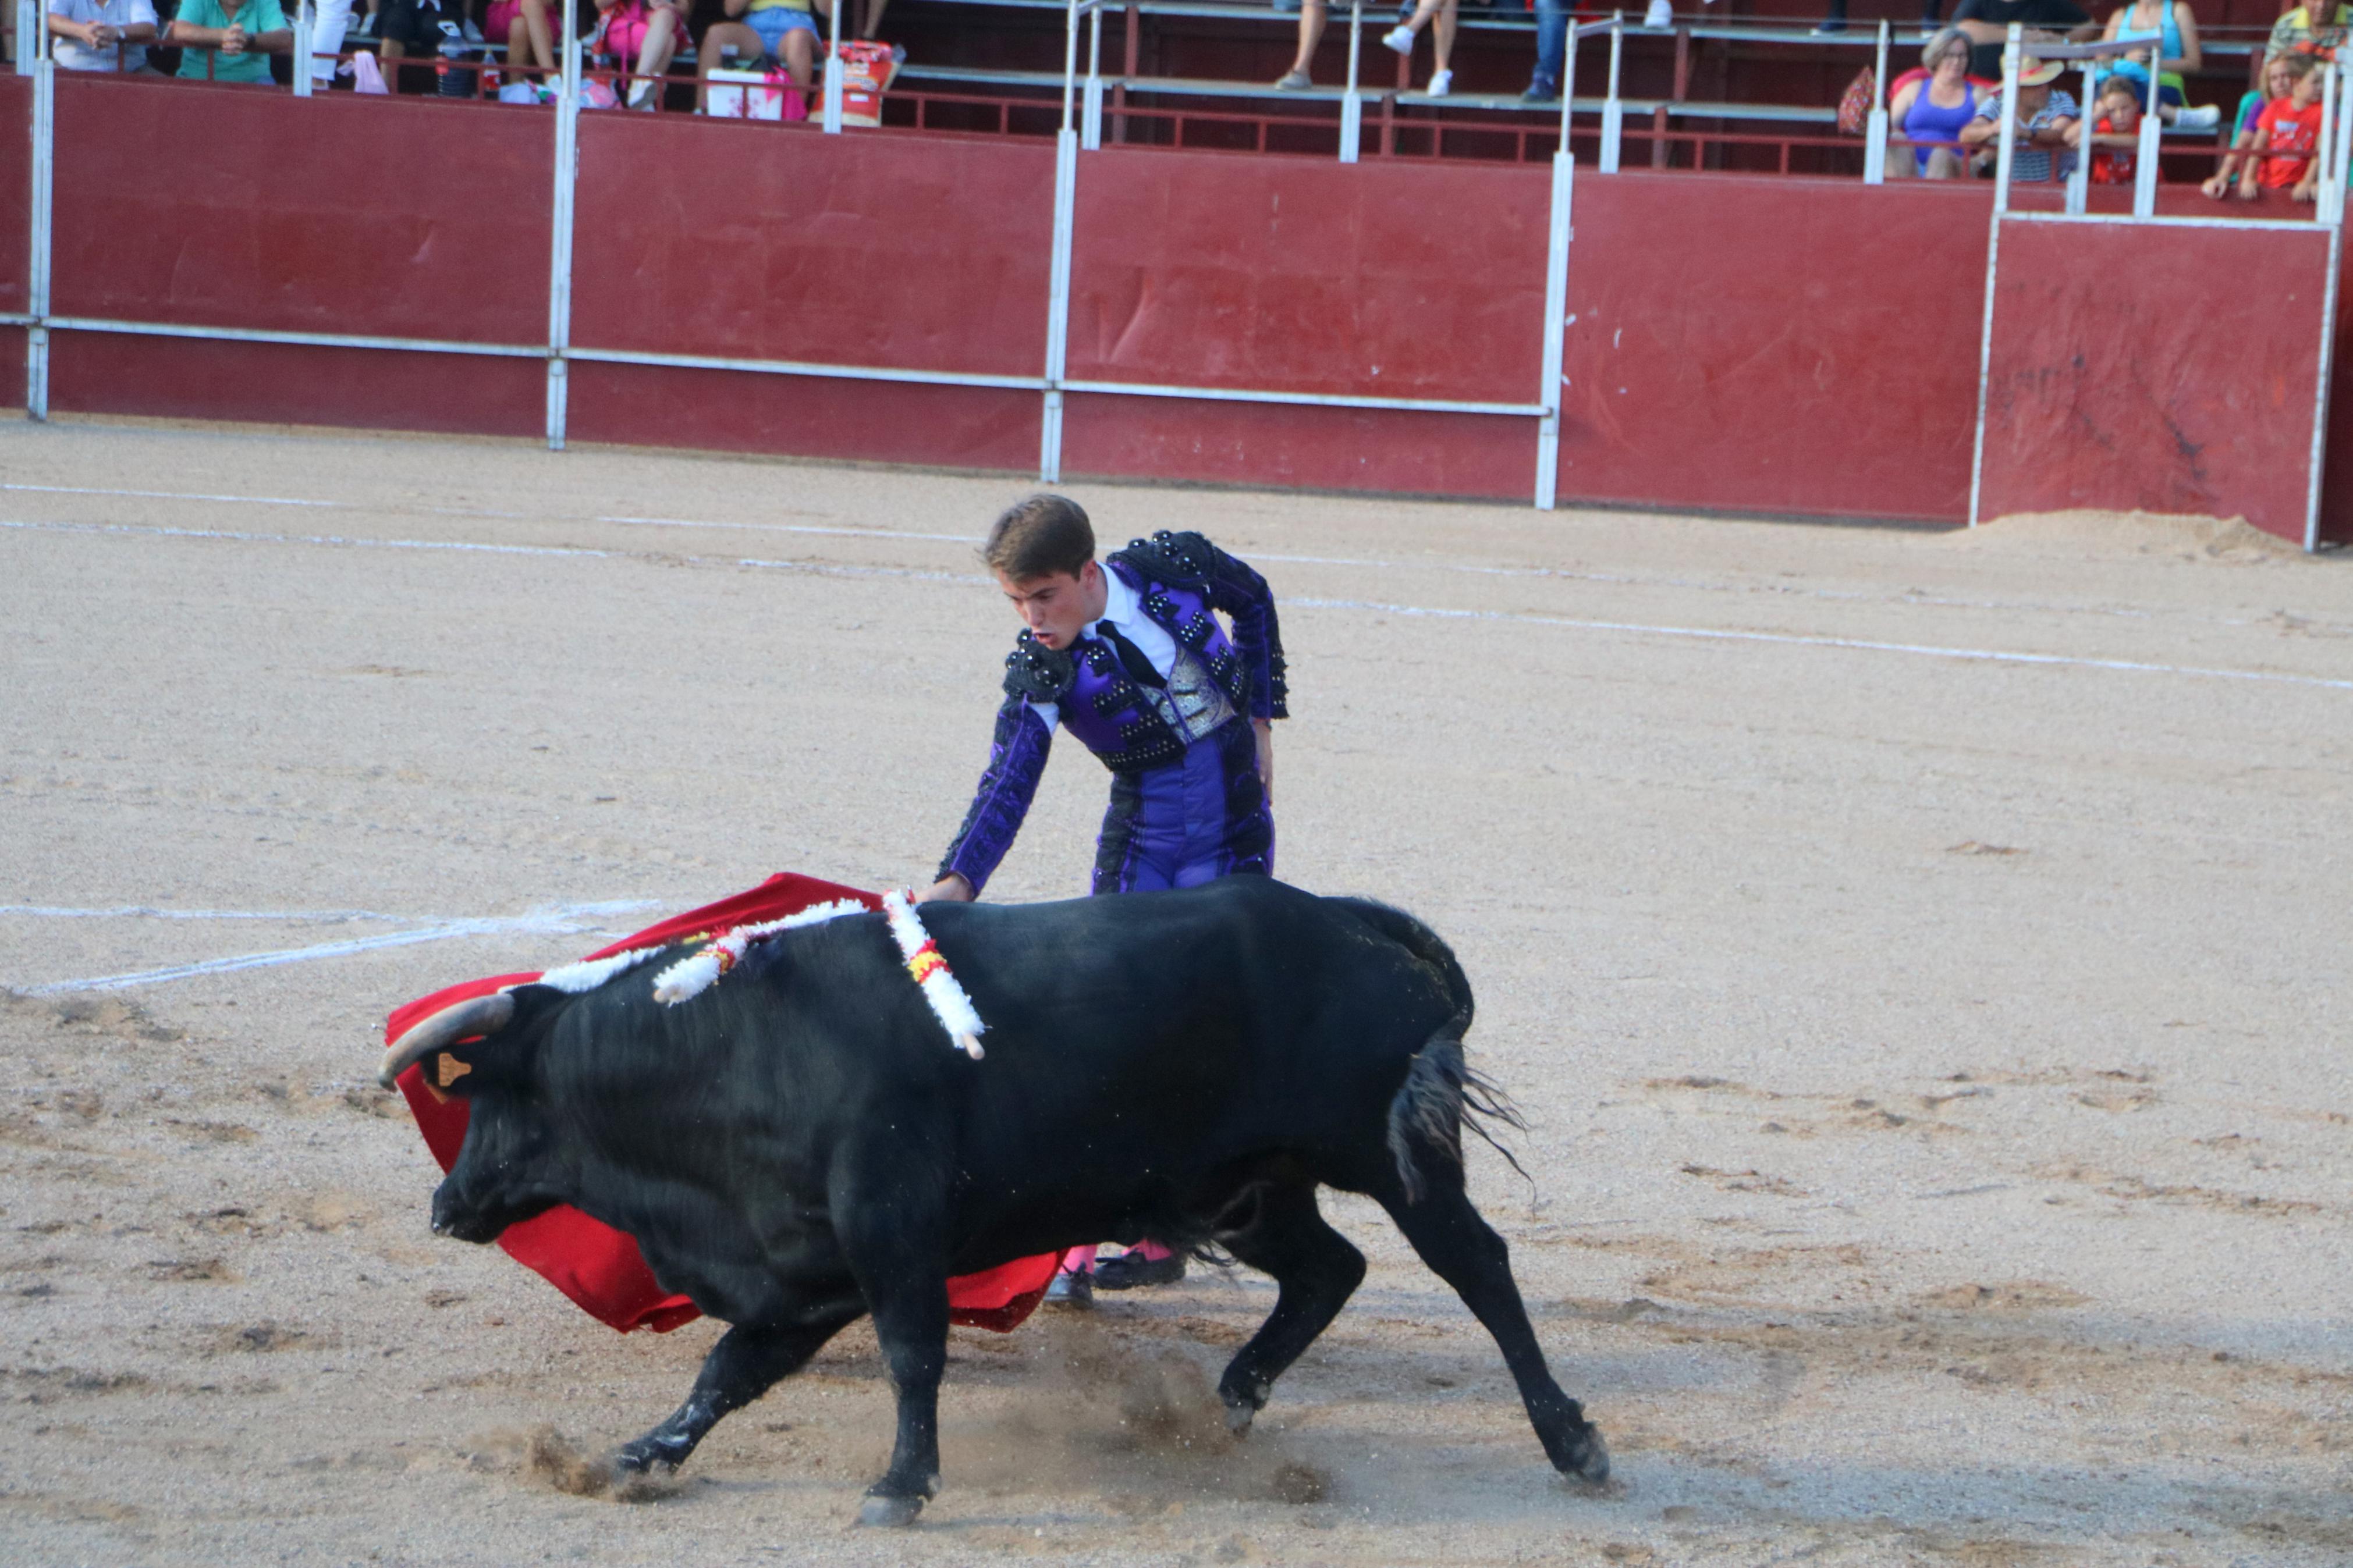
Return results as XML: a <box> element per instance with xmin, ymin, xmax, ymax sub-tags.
<box><xmin>378</xmin><ymin>991</ymin><xmax>516</xmax><ymax>1089</ymax></box>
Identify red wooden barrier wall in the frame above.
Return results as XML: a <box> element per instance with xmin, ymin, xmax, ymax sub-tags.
<box><xmin>1060</xmin><ymin>147</ymin><xmax>1546</xmax><ymax>498</ymax></box>
<box><xmin>564</xmin><ymin>117</ymin><xmax>1055</xmax><ymax>466</ymax></box>
<box><xmin>7</xmin><ymin>90</ymin><xmax>2343</xmax><ymax>546</ymax></box>
<box><xmin>1557</xmin><ymin>175</ymin><xmax>1987</xmax><ymax>524</ymax></box>
<box><xmin>1979</xmin><ymin>219</ymin><xmax>2331</xmax><ymax>541</ymax></box>
<box><xmin>0</xmin><ymin>75</ymin><xmax>27</xmax><ymax>323</ymax></box>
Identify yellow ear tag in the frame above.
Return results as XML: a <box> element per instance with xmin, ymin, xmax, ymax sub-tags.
<box><xmin>436</xmin><ymin>1055</ymin><xmax>474</xmax><ymax>1090</ymax></box>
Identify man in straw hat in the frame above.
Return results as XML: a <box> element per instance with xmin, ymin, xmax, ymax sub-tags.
<box><xmin>1959</xmin><ymin>33</ymin><xmax>2082</xmax><ymax>182</ymax></box>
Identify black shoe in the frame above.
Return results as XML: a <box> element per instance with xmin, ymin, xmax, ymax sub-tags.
<box><xmin>1094</xmin><ymin>1249</ymin><xmax>1186</xmax><ymax>1290</ymax></box>
<box><xmin>1522</xmin><ymin>77</ymin><xmax>1559</xmax><ymax>101</ymax></box>
<box><xmin>1045</xmin><ymin>1265</ymin><xmax>1094</xmax><ymax>1309</ymax></box>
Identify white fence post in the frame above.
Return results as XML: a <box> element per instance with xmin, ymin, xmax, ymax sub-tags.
<box><xmin>821</xmin><ymin>0</ymin><xmax>843</xmax><ymax>133</ymax></box>
<box><xmin>26</xmin><ymin>30</ymin><xmax>52</xmax><ymax>421</ymax></box>
<box><xmin>292</xmin><ymin>1</ymin><xmax>314</xmax><ymax>95</ymax></box>
<box><xmin>13</xmin><ymin>0</ymin><xmax>35</xmax><ymax>74</ymax></box>
<box><xmin>1041</xmin><ymin>0</ymin><xmax>1081</xmax><ymax>481</ymax></box>
<box><xmin>2065</xmin><ymin>60</ymin><xmax>2092</xmax><ymax>214</ymax></box>
<box><xmin>1968</xmin><ymin>24</ymin><xmax>2023</xmax><ymax>528</ymax></box>
<box><xmin>1863</xmin><ymin>19</ymin><xmax>1889</xmax><ymax>185</ymax></box>
<box><xmin>1339</xmin><ymin>0</ymin><xmax>1362</xmax><ymax>163</ymax></box>
<box><xmin>1599</xmin><ymin>12</ymin><xmax>1623</xmax><ymax>173</ymax></box>
<box><xmin>545</xmin><ymin>1</ymin><xmax>580</xmax><ymax>450</ymax></box>
<box><xmin>1081</xmin><ymin>0</ymin><xmax>1102</xmax><ymax>150</ymax></box>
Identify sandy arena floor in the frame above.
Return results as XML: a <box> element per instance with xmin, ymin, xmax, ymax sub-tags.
<box><xmin>2</xmin><ymin>419</ymin><xmax>2349</xmax><ymax>1567</ymax></box>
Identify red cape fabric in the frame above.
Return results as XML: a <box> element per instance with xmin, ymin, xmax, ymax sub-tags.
<box><xmin>384</xmin><ymin>872</ymin><xmax>1060</xmax><ymax>1334</ymax></box>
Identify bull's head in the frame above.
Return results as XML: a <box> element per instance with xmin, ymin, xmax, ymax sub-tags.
<box><xmin>380</xmin><ymin>989</ymin><xmax>572</xmax><ymax>1245</ymax></box>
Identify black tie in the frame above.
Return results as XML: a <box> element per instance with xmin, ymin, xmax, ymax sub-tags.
<box><xmin>1096</xmin><ymin>622</ymin><xmax>1167</xmax><ymax>689</ymax></box>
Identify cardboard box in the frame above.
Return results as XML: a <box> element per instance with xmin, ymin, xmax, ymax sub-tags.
<box><xmin>705</xmin><ymin>67</ymin><xmax>809</xmax><ymax>121</ymax></box>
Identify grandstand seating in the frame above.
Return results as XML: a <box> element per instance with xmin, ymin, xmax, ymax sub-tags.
<box><xmin>2</xmin><ymin>0</ymin><xmax>2311</xmax><ymax>179</ymax></box>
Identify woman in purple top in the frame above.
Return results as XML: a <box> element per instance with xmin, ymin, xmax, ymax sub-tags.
<box><xmin>1892</xmin><ymin>26</ymin><xmax>1983</xmax><ymax>177</ymax></box>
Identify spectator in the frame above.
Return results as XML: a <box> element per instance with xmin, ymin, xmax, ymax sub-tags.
<box><xmin>593</xmin><ymin>0</ymin><xmax>680</xmax><ymax>108</ymax></box>
<box><xmin>697</xmin><ymin>0</ymin><xmax>826</xmax><ymax>105</ymax></box>
<box><xmin>2082</xmin><ymin>74</ymin><xmax>2147</xmax><ymax>181</ymax></box>
<box><xmin>48</xmin><ymin>0</ymin><xmax>161</xmax><ymax>71</ymax></box>
<box><xmin>1523</xmin><ymin>0</ymin><xmax>1566</xmax><ymax>99</ymax></box>
<box><xmin>167</xmin><ymin>0</ymin><xmax>291</xmax><ymax>80</ymax></box>
<box><xmin>1951</xmin><ymin>0</ymin><xmax>2099</xmax><ymax>81</ymax></box>
<box><xmin>1890</xmin><ymin>26</ymin><xmax>1982</xmax><ymax>177</ymax></box>
<box><xmin>374</xmin><ymin>0</ymin><xmax>465</xmax><ymax>88</ymax></box>
<box><xmin>1271</xmin><ymin>0</ymin><xmax>1322</xmax><ymax>89</ymax></box>
<box><xmin>1958</xmin><ymin>38</ymin><xmax>2079</xmax><ymax>179</ymax></box>
<box><xmin>2219</xmin><ymin>51</ymin><xmax>2299</xmax><ymax>182</ymax></box>
<box><xmin>1380</xmin><ymin>0</ymin><xmax>1458</xmax><ymax>97</ymax></box>
<box><xmin>2208</xmin><ymin>48</ymin><xmax>2324</xmax><ymax>201</ymax></box>
<box><xmin>487</xmin><ymin>0</ymin><xmax>556</xmax><ymax>90</ymax></box>
<box><xmin>2267</xmin><ymin>1</ymin><xmax>2350</xmax><ymax>63</ymax></box>
<box><xmin>306</xmin><ymin>0</ymin><xmax>355</xmax><ymax>88</ymax></box>
<box><xmin>1524</xmin><ymin>0</ymin><xmax>1669</xmax><ymax>98</ymax></box>
<box><xmin>2095</xmin><ymin>0</ymin><xmax>2220</xmax><ymax>128</ymax></box>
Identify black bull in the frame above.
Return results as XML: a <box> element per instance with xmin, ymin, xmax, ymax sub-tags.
<box><xmin>391</xmin><ymin>877</ymin><xmax>1608</xmax><ymax>1523</ymax></box>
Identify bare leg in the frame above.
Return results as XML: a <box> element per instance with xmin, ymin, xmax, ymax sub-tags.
<box><xmin>629</xmin><ymin>3</ymin><xmax>677</xmax><ymax>105</ymax></box>
<box><xmin>379</xmin><ymin>36</ymin><xmax>407</xmax><ymax>90</ymax></box>
<box><xmin>780</xmin><ymin>20</ymin><xmax>815</xmax><ymax>89</ymax></box>
<box><xmin>517</xmin><ymin>0</ymin><xmax>553</xmax><ymax>74</ymax></box>
<box><xmin>860</xmin><ymin>0</ymin><xmax>885</xmax><ymax>38</ymax></box>
<box><xmin>1431</xmin><ymin>0</ymin><xmax>1456</xmax><ymax>73</ymax></box>
<box><xmin>696</xmin><ymin>18</ymin><xmax>764</xmax><ymax>109</ymax></box>
<box><xmin>1284</xmin><ymin>0</ymin><xmax>1325</xmax><ymax>77</ymax></box>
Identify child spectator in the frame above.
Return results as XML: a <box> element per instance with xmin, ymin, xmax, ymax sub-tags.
<box><xmin>695</xmin><ymin>0</ymin><xmax>826</xmax><ymax>107</ymax></box>
<box><xmin>2207</xmin><ymin>54</ymin><xmax>2297</xmax><ymax>194</ymax></box>
<box><xmin>2209</xmin><ymin>49</ymin><xmax>2325</xmax><ymax>202</ymax></box>
<box><xmin>166</xmin><ymin>0</ymin><xmax>290</xmax><ymax>81</ymax></box>
<box><xmin>2084</xmin><ymin>76</ymin><xmax>2148</xmax><ymax>183</ymax></box>
<box><xmin>592</xmin><ymin>0</ymin><xmax>680</xmax><ymax>109</ymax></box>
<box><xmin>47</xmin><ymin>0</ymin><xmax>160</xmax><ymax>71</ymax></box>
<box><xmin>1959</xmin><ymin>40</ymin><xmax>2080</xmax><ymax>181</ymax></box>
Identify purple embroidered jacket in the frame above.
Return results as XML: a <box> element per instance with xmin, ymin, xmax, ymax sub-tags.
<box><xmin>938</xmin><ymin>531</ymin><xmax>1287</xmax><ymax>895</ymax></box>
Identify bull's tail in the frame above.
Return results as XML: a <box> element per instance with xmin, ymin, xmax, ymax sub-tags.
<box><xmin>1332</xmin><ymin>899</ymin><xmax>1528</xmax><ymax>1205</ymax></box>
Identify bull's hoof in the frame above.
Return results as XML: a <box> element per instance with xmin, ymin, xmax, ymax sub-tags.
<box><xmin>856</xmin><ymin>1492</ymin><xmax>927</xmax><ymax>1528</ymax></box>
<box><xmin>612</xmin><ymin>1438</ymin><xmax>684</xmax><ymax>1477</ymax></box>
<box><xmin>1555</xmin><ymin>1424</ymin><xmax>1610</xmax><ymax>1486</ymax></box>
<box><xmin>1222</xmin><ymin>1395</ymin><xmax>1257</xmax><ymax>1436</ymax></box>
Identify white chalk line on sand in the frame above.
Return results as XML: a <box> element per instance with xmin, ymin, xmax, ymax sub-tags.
<box><xmin>9</xmin><ymin>518</ymin><xmax>2347</xmax><ymax>695</ymax></box>
<box><xmin>1</xmin><ymin>482</ymin><xmax>525</xmax><ymax>520</ymax></box>
<box><xmin>1</xmin><ymin>904</ymin><xmax>404</xmax><ymax>923</ymax></box>
<box><xmin>0</xmin><ymin>519</ymin><xmax>985</xmax><ymax>586</ymax></box>
<box><xmin>1286</xmin><ymin>593</ymin><xmax>2353</xmax><ymax>693</ymax></box>
<box><xmin>17</xmin><ymin>900</ymin><xmax>659</xmax><ymax>995</ymax></box>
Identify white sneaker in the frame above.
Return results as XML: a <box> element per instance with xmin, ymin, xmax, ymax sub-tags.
<box><xmin>2175</xmin><ymin>103</ymin><xmax>2220</xmax><ymax>131</ymax></box>
<box><xmin>460</xmin><ymin>16</ymin><xmax>483</xmax><ymax>41</ymax></box>
<box><xmin>1644</xmin><ymin>0</ymin><xmax>1671</xmax><ymax>24</ymax></box>
<box><xmin>626</xmin><ymin>77</ymin><xmax>655</xmax><ymax>108</ymax></box>
<box><xmin>1426</xmin><ymin>67</ymin><xmax>1451</xmax><ymax>96</ymax></box>
<box><xmin>1382</xmin><ymin>23</ymin><xmax>1414</xmax><ymax>54</ymax></box>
